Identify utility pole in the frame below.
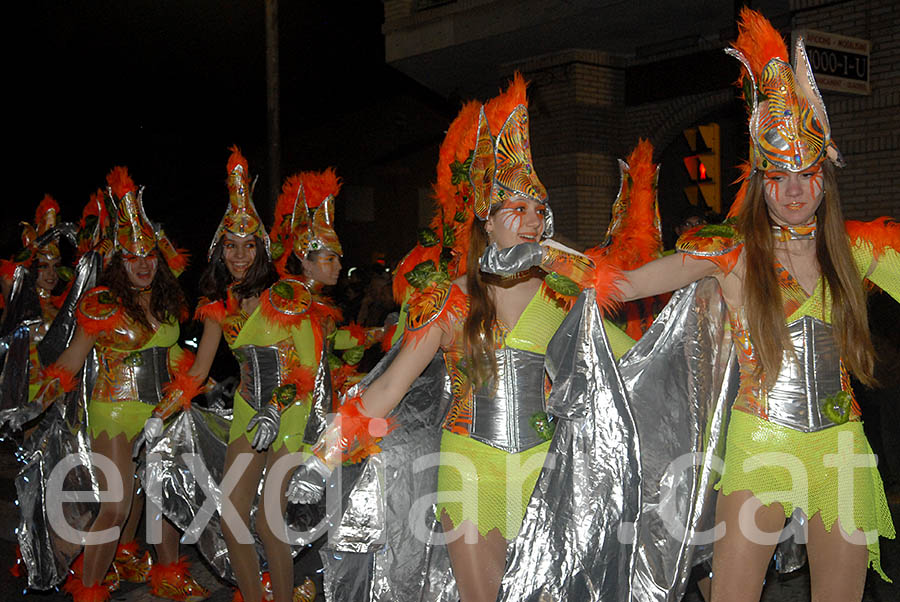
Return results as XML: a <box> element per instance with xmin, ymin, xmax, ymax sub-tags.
<box><xmin>265</xmin><ymin>0</ymin><xmax>280</xmax><ymax>219</ymax></box>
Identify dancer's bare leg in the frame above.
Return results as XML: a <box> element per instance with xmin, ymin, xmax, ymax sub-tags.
<box><xmin>221</xmin><ymin>436</ymin><xmax>267</xmax><ymax>602</ymax></box>
<box><xmin>154</xmin><ymin>518</ymin><xmax>181</xmax><ymax>565</ymax></box>
<box><xmin>120</xmin><ymin>487</ymin><xmax>144</xmax><ymax>544</ymax></box>
<box><xmin>257</xmin><ymin>446</ymin><xmax>294</xmax><ymax>602</ymax></box>
<box><xmin>440</xmin><ymin>512</ymin><xmax>508</xmax><ymax>602</ymax></box>
<box><xmin>82</xmin><ymin>432</ymin><xmax>136</xmax><ymax>586</ymax></box>
<box><xmin>709</xmin><ymin>490</ymin><xmax>785</xmax><ymax>602</ymax></box>
<box><xmin>806</xmin><ymin>513</ymin><xmax>867</xmax><ymax>602</ymax></box>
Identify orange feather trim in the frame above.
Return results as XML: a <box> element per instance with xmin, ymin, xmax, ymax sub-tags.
<box><xmin>381</xmin><ymin>323</ymin><xmax>398</xmax><ymax>352</ymax></box>
<box><xmin>63</xmin><ymin>579</ymin><xmax>110</xmax><ymax>602</ymax></box>
<box><xmin>285</xmin><ymin>365</ymin><xmax>317</xmax><ymax>399</ymax></box>
<box><xmin>725</xmin><ymin>164</ymin><xmax>753</xmax><ymax>219</ymax></box>
<box><xmin>232</xmin><ymin>572</ymin><xmax>273</xmax><ymax>602</ymax></box>
<box><xmin>148</xmin><ymin>557</ymin><xmax>191</xmax><ymax>592</ymax></box>
<box><xmin>605</xmin><ymin>139</ymin><xmax>663</xmax><ymax>270</ymax></box>
<box><xmin>76</xmin><ymin>290</ymin><xmax>125</xmax><ymax>338</ymax></box>
<box><xmin>300</xmin><ymin>168</ymin><xmax>342</xmax><ymax>209</ymax></box>
<box><xmin>392</xmin><ymin>243</ymin><xmax>442</xmax><ymax>303</ymax></box>
<box><xmin>258</xmin><ymin>288</ymin><xmax>305</xmax><ymax>330</ymax></box>
<box><xmin>581</xmin><ymin>257</ymin><xmax>624</xmax><ymax>317</ymax></box>
<box><xmin>432</xmin><ymin>99</ymin><xmax>483</xmax><ymax>278</ymax></box>
<box><xmin>846</xmin><ymin>217</ymin><xmax>900</xmax><ymax>259</ymax></box>
<box><xmin>194</xmin><ymin>298</ymin><xmax>227</xmax><ymax>324</ymax></box>
<box><xmin>35</xmin><ymin>194</ymin><xmax>60</xmax><ymax>225</ymax></box>
<box><xmin>43</xmin><ymin>363</ymin><xmax>79</xmax><ymax>393</ymax></box>
<box><xmin>160</xmin><ymin>242</ymin><xmax>190</xmax><ymax>278</ymax></box>
<box><xmin>311</xmin><ymin>299</ymin><xmax>343</xmax><ymax>325</ymax></box>
<box><xmin>332</xmin><ymin>395</ymin><xmax>396</xmax><ymax>464</ymax></box>
<box><xmin>106</xmin><ymin>166</ymin><xmax>137</xmax><ymax>199</ymax></box>
<box><xmin>732</xmin><ymin>8</ymin><xmax>789</xmax><ymax>81</ymax></box>
<box><xmin>82</xmin><ymin>189</ymin><xmax>106</xmax><ymax>222</ymax></box>
<box><xmin>156</xmin><ymin>352</ymin><xmax>202</xmax><ymax>416</ymax></box>
<box><xmin>226</xmin><ymin>145</ymin><xmax>249</xmax><ymax>174</ymax></box>
<box><xmin>403</xmin><ymin>284</ymin><xmax>468</xmax><ymax>348</ymax></box>
<box><xmin>344</xmin><ymin>322</ymin><xmax>368</xmax><ymax>346</ymax></box>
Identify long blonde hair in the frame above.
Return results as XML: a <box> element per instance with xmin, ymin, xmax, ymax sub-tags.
<box><xmin>737</xmin><ymin>162</ymin><xmax>875</xmax><ymax>388</ymax></box>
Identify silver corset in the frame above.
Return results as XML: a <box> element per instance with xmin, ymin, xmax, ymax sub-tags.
<box><xmin>765</xmin><ymin>316</ymin><xmax>845</xmax><ymax>432</ymax></box>
<box><xmin>125</xmin><ymin>346</ymin><xmax>171</xmax><ymax>405</ymax></box>
<box><xmin>233</xmin><ymin>345</ymin><xmax>281</xmax><ymax>411</ymax></box>
<box><xmin>469</xmin><ymin>347</ymin><xmax>548</xmax><ymax>453</ymax></box>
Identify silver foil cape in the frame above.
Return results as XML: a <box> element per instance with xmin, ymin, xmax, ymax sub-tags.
<box><xmin>10</xmin><ymin>251</ymin><xmax>103</xmax><ymax>590</ymax></box>
<box><xmin>619</xmin><ymin>278</ymin><xmax>735</xmax><ymax>601</ymax></box>
<box><xmin>146</xmin><ymin>348</ymin><xmax>333</xmax><ymax>582</ymax></box>
<box><xmin>319</xmin><ymin>342</ymin><xmax>457</xmax><ymax>602</ymax></box>
<box><xmin>500</xmin><ymin>287</ymin><xmax>640</xmax><ymax>602</ymax></box>
<box><xmin>321</xmin><ymin>288</ymin><xmax>642</xmax><ymax>602</ymax></box>
<box><xmin>621</xmin><ymin>278</ymin><xmax>806</xmax><ymax>599</ymax></box>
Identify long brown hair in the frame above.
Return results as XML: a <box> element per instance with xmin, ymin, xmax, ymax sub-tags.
<box><xmin>198</xmin><ymin>235</ymin><xmax>278</xmax><ymax>302</ymax></box>
<box><xmin>737</xmin><ymin>162</ymin><xmax>875</xmax><ymax>388</ymax></box>
<box><xmin>463</xmin><ymin>219</ymin><xmax>498</xmax><ymax>389</ymax></box>
<box><xmin>101</xmin><ymin>251</ymin><xmax>188</xmax><ymax>329</ymax></box>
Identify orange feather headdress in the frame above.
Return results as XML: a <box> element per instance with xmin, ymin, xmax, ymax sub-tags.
<box><xmin>270</xmin><ymin>169</ymin><xmax>343</xmax><ymax>278</ymax></box>
<box><xmin>394</xmin><ymin>73</ymin><xmax>547</xmax><ymax>302</ymax></box>
<box><xmin>726</xmin><ymin>8</ymin><xmax>842</xmax><ymax>175</ymax></box>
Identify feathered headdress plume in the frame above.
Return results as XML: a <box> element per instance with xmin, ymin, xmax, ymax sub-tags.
<box><xmin>393</xmin><ymin>73</ymin><xmax>547</xmax><ymax>303</ymax></box>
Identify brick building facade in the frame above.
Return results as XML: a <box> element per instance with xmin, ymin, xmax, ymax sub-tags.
<box><xmin>384</xmin><ymin>0</ymin><xmax>899</xmax><ymax>248</ymax></box>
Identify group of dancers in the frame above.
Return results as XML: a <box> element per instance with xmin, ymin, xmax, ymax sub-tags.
<box><xmin>0</xmin><ymin>9</ymin><xmax>898</xmax><ymax>602</ymax></box>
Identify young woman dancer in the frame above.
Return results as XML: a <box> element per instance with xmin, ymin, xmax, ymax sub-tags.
<box><xmin>292</xmin><ymin>75</ymin><xmax>641</xmax><ymax>602</ymax></box>
<box><xmin>171</xmin><ymin>148</ymin><xmax>317</xmax><ymax>602</ymax></box>
<box><xmin>27</xmin><ymin>167</ymin><xmax>206</xmax><ymax>602</ymax></box>
<box><xmin>617</xmin><ymin>10</ymin><xmax>899</xmax><ymax>601</ymax></box>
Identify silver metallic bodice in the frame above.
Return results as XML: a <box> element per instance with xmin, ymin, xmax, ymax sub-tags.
<box><xmin>123</xmin><ymin>346</ymin><xmax>171</xmax><ymax>405</ymax></box>
<box><xmin>233</xmin><ymin>345</ymin><xmax>282</xmax><ymax>411</ymax></box>
<box><xmin>469</xmin><ymin>347</ymin><xmax>548</xmax><ymax>453</ymax></box>
<box><xmin>765</xmin><ymin>316</ymin><xmax>845</xmax><ymax>432</ymax></box>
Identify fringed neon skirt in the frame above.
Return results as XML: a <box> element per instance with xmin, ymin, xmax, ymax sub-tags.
<box><xmin>435</xmin><ymin>429</ymin><xmax>550</xmax><ymax>540</ymax></box>
<box><xmin>717</xmin><ymin>410</ymin><xmax>894</xmax><ymax>581</ymax></box>
<box><xmin>88</xmin><ymin>400</ymin><xmax>153</xmax><ymax>441</ymax></box>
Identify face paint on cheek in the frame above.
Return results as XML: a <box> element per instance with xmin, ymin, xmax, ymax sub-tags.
<box><xmin>496</xmin><ymin>207</ymin><xmax>523</xmax><ymax>233</ymax></box>
<box><xmin>764</xmin><ymin>178</ymin><xmax>782</xmax><ymax>204</ymax></box>
<box><xmin>808</xmin><ymin>170</ymin><xmax>824</xmax><ymax>200</ymax></box>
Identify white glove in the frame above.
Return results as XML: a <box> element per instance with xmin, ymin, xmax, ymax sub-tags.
<box><xmin>132</xmin><ymin>416</ymin><xmax>164</xmax><ymax>457</ymax></box>
<box><xmin>286</xmin><ymin>455</ymin><xmax>332</xmax><ymax>504</ymax></box>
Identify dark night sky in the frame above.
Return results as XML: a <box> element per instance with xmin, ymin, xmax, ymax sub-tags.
<box><xmin>7</xmin><ymin>1</ymin><xmax>389</xmax><ymax>281</ymax></box>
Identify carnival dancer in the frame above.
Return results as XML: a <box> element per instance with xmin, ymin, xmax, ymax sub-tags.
<box><xmin>616</xmin><ymin>9</ymin><xmax>899</xmax><ymax>601</ymax></box>
<box><xmin>288</xmin><ymin>75</ymin><xmax>654</xmax><ymax>602</ymax></box>
<box><xmin>169</xmin><ymin>147</ymin><xmax>316</xmax><ymax>602</ymax></box>
<box><xmin>0</xmin><ymin>196</ymin><xmax>72</xmax><ymax>405</ymax></box>
<box><xmin>11</xmin><ymin>167</ymin><xmax>207</xmax><ymax>602</ymax></box>
<box><xmin>269</xmin><ymin>168</ymin><xmax>384</xmax><ymax>396</ymax></box>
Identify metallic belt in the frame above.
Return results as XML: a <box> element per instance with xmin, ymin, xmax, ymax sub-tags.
<box><xmin>124</xmin><ymin>346</ymin><xmax>171</xmax><ymax>405</ymax></box>
<box><xmin>469</xmin><ymin>347</ymin><xmax>549</xmax><ymax>453</ymax></box>
<box><xmin>233</xmin><ymin>345</ymin><xmax>282</xmax><ymax>411</ymax></box>
<box><xmin>765</xmin><ymin>316</ymin><xmax>847</xmax><ymax>432</ymax></box>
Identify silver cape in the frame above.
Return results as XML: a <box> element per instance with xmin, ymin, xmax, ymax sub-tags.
<box><xmin>5</xmin><ymin>251</ymin><xmax>103</xmax><ymax>590</ymax></box>
<box><xmin>318</xmin><ymin>287</ymin><xmax>642</xmax><ymax>601</ymax></box>
<box><xmin>623</xmin><ymin>277</ymin><xmax>805</xmax><ymax>601</ymax></box>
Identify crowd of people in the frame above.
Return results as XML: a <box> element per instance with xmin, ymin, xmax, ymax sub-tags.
<box><xmin>0</xmin><ymin>9</ymin><xmax>897</xmax><ymax>602</ymax></box>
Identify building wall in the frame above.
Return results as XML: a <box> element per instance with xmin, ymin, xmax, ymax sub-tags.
<box><xmin>385</xmin><ymin>0</ymin><xmax>899</xmax><ymax>247</ymax></box>
<box><xmin>789</xmin><ymin>0</ymin><xmax>899</xmax><ymax>220</ymax></box>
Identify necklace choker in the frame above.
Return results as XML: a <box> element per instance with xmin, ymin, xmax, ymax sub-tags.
<box><xmin>130</xmin><ymin>285</ymin><xmax>152</xmax><ymax>293</ymax></box>
<box><xmin>772</xmin><ymin>219</ymin><xmax>817</xmax><ymax>242</ymax></box>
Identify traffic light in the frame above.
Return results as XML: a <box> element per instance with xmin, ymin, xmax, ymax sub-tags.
<box><xmin>682</xmin><ymin>122</ymin><xmax>721</xmax><ymax>213</ymax></box>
